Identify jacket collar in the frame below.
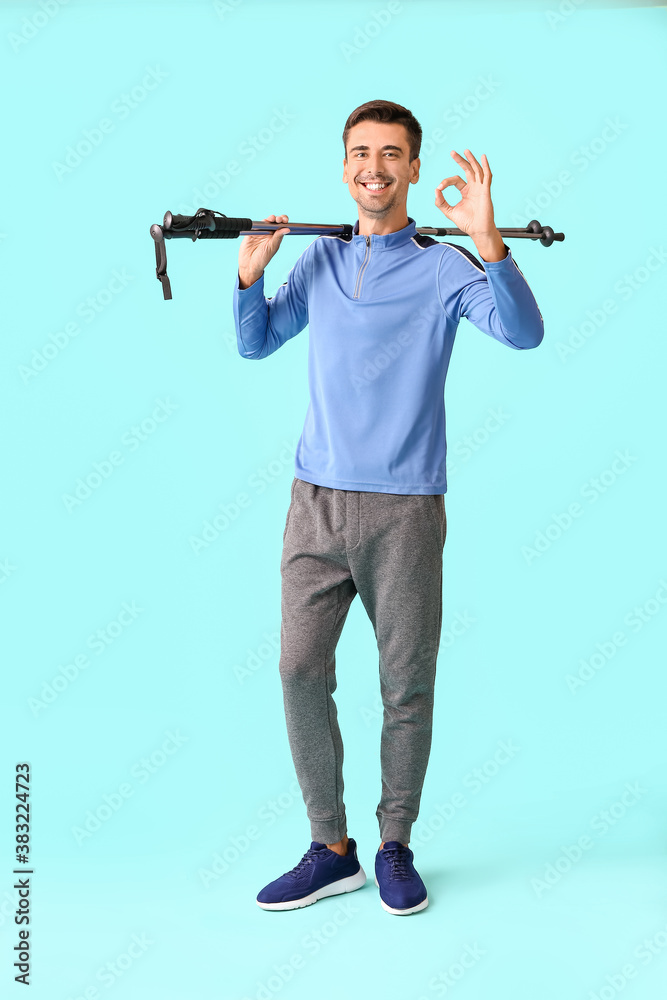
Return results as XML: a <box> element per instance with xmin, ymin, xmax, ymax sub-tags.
<box><xmin>352</xmin><ymin>216</ymin><xmax>417</xmax><ymax>250</ymax></box>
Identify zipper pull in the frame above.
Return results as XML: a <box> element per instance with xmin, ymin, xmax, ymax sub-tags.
<box><xmin>366</xmin><ymin>235</ymin><xmax>370</xmax><ymax>246</ymax></box>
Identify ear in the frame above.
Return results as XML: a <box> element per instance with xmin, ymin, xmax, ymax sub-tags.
<box><xmin>342</xmin><ymin>157</ymin><xmax>348</xmax><ymax>183</ymax></box>
<box><xmin>410</xmin><ymin>157</ymin><xmax>420</xmax><ymax>185</ymax></box>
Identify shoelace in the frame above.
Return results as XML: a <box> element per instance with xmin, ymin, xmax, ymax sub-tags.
<box><xmin>285</xmin><ymin>846</ymin><xmax>332</xmax><ymax>878</ymax></box>
<box><xmin>381</xmin><ymin>846</ymin><xmax>412</xmax><ymax>881</ymax></box>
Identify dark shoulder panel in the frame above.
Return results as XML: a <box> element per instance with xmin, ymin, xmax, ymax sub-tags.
<box><xmin>412</xmin><ymin>235</ymin><xmax>484</xmax><ymax>272</ymax></box>
<box><xmin>443</xmin><ymin>240</ymin><xmax>481</xmax><ymax>267</ymax></box>
<box><xmin>439</xmin><ymin>241</ymin><xmax>485</xmax><ymax>271</ymax></box>
<box><xmin>411</xmin><ymin>234</ymin><xmax>441</xmax><ymax>249</ymax></box>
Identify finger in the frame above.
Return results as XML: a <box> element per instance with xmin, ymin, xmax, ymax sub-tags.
<box><xmin>450</xmin><ymin>150</ymin><xmax>476</xmax><ymax>182</ymax></box>
<box><xmin>453</xmin><ymin>149</ymin><xmax>481</xmax><ymax>183</ymax></box>
<box><xmin>435</xmin><ymin>186</ymin><xmax>459</xmax><ymax>210</ymax></box>
<box><xmin>436</xmin><ymin>176</ymin><xmax>465</xmax><ymax>193</ymax></box>
<box><xmin>464</xmin><ymin>149</ymin><xmax>483</xmax><ymax>182</ymax></box>
<box><xmin>478</xmin><ymin>153</ymin><xmax>492</xmax><ymax>184</ymax></box>
<box><xmin>463</xmin><ymin>149</ymin><xmax>485</xmax><ymax>182</ymax></box>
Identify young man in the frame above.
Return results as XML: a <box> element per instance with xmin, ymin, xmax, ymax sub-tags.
<box><xmin>232</xmin><ymin>99</ymin><xmax>543</xmax><ymax>915</ymax></box>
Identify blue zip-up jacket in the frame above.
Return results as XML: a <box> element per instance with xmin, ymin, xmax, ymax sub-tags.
<box><xmin>233</xmin><ymin>216</ymin><xmax>543</xmax><ymax>495</ymax></box>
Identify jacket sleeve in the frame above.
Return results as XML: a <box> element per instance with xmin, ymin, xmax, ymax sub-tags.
<box><xmin>437</xmin><ymin>243</ymin><xmax>544</xmax><ymax>350</ymax></box>
<box><xmin>232</xmin><ymin>241</ymin><xmax>313</xmax><ymax>360</ymax></box>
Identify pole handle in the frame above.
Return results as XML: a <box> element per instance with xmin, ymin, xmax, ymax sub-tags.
<box><xmin>163</xmin><ymin>210</ymin><xmax>254</xmax><ymax>238</ymax></box>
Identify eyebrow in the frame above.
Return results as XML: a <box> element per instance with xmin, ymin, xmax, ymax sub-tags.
<box><xmin>348</xmin><ymin>144</ymin><xmax>404</xmax><ymax>153</ymax></box>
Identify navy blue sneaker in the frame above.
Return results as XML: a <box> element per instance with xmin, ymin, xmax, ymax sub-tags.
<box><xmin>375</xmin><ymin>842</ymin><xmax>428</xmax><ymax>914</ymax></box>
<box><xmin>256</xmin><ymin>838</ymin><xmax>366</xmax><ymax>910</ymax></box>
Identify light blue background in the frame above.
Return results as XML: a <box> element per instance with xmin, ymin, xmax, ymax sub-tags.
<box><xmin>2</xmin><ymin>1</ymin><xmax>666</xmax><ymax>998</ymax></box>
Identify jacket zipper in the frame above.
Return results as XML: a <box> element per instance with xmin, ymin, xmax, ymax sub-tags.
<box><xmin>353</xmin><ymin>235</ymin><xmax>371</xmax><ymax>299</ymax></box>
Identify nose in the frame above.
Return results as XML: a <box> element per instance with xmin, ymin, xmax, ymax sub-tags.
<box><xmin>359</xmin><ymin>151</ymin><xmax>387</xmax><ymax>178</ymax></box>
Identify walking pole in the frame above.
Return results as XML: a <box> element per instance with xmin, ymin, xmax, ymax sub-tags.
<box><xmin>150</xmin><ymin>208</ymin><xmax>565</xmax><ymax>300</ymax></box>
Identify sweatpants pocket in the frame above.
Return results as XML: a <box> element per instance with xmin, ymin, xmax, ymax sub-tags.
<box><xmin>283</xmin><ymin>477</ymin><xmax>298</xmax><ymax>541</ymax></box>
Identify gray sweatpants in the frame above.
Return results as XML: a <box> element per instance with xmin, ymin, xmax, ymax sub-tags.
<box><xmin>278</xmin><ymin>477</ymin><xmax>447</xmax><ymax>846</ymax></box>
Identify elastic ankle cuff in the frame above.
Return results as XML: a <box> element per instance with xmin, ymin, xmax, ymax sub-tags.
<box><xmin>310</xmin><ymin>819</ymin><xmax>348</xmax><ymax>845</ymax></box>
<box><xmin>379</xmin><ymin>823</ymin><xmax>413</xmax><ymax>845</ymax></box>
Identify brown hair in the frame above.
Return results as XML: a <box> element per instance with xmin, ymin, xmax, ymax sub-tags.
<box><xmin>343</xmin><ymin>99</ymin><xmax>422</xmax><ymax>163</ymax></box>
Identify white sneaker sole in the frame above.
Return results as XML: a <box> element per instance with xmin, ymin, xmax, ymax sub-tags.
<box><xmin>374</xmin><ymin>875</ymin><xmax>429</xmax><ymax>915</ymax></box>
<box><xmin>256</xmin><ymin>866</ymin><xmax>367</xmax><ymax>911</ymax></box>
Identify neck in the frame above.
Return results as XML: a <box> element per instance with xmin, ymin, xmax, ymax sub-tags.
<box><xmin>357</xmin><ymin>207</ymin><xmax>409</xmax><ymax>237</ymax></box>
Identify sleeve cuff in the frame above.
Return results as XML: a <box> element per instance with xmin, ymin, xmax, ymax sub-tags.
<box><xmin>479</xmin><ymin>244</ymin><xmax>512</xmax><ymax>267</ymax></box>
<box><xmin>235</xmin><ymin>271</ymin><xmax>265</xmax><ymax>294</ymax></box>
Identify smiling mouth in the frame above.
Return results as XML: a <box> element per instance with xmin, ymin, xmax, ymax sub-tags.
<box><xmin>359</xmin><ymin>181</ymin><xmax>390</xmax><ymax>191</ymax></box>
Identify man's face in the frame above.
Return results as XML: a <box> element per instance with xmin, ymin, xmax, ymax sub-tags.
<box><xmin>342</xmin><ymin>120</ymin><xmax>420</xmax><ymax>220</ymax></box>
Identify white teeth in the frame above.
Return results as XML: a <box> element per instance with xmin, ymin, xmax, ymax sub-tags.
<box><xmin>364</xmin><ymin>183</ymin><xmax>387</xmax><ymax>190</ymax></box>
